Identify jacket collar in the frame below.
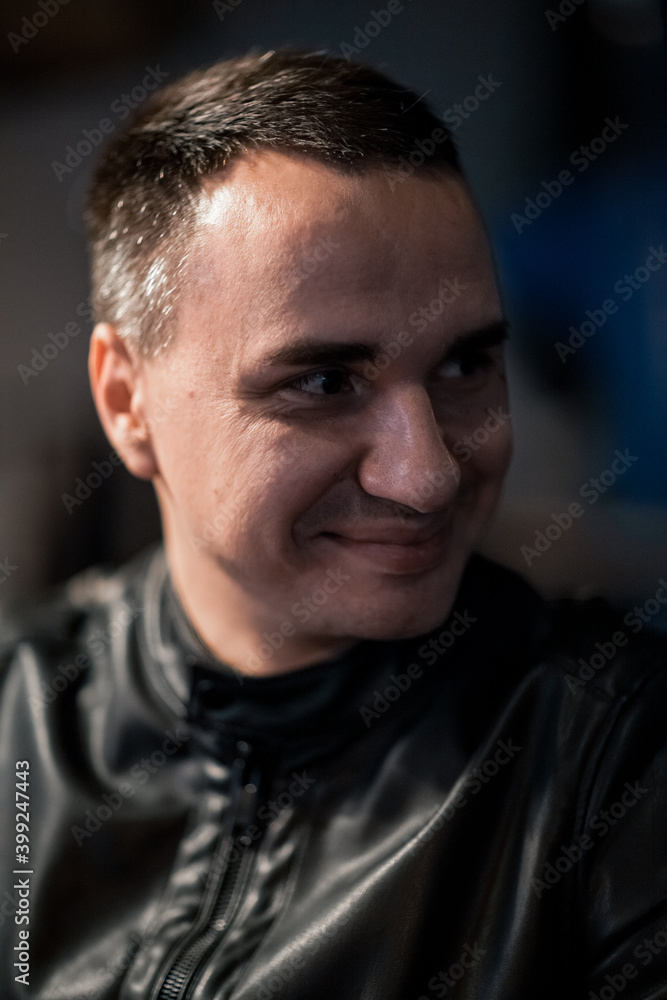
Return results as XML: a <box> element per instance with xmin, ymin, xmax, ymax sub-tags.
<box><xmin>137</xmin><ymin>545</ymin><xmax>550</xmax><ymax>762</ymax></box>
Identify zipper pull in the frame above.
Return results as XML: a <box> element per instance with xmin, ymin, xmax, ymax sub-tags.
<box><xmin>231</xmin><ymin>739</ymin><xmax>260</xmax><ymax>836</ymax></box>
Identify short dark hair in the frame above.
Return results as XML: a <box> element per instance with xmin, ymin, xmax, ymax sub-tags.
<box><xmin>86</xmin><ymin>48</ymin><xmax>461</xmax><ymax>355</ymax></box>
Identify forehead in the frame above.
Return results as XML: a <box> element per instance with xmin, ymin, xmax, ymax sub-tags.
<box><xmin>180</xmin><ymin>151</ymin><xmax>498</xmax><ymax>354</ymax></box>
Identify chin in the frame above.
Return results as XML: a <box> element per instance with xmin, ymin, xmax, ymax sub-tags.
<box><xmin>343</xmin><ymin>606</ymin><xmax>457</xmax><ymax>644</ymax></box>
<box><xmin>330</xmin><ymin>566</ymin><xmax>466</xmax><ymax>644</ymax></box>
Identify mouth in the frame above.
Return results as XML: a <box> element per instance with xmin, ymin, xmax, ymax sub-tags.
<box><xmin>318</xmin><ymin>521</ymin><xmax>451</xmax><ymax>575</ymax></box>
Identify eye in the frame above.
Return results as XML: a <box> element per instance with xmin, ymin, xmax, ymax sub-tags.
<box><xmin>437</xmin><ymin>349</ymin><xmax>496</xmax><ymax>380</ymax></box>
<box><xmin>286</xmin><ymin>369</ymin><xmax>355</xmax><ymax>396</ymax></box>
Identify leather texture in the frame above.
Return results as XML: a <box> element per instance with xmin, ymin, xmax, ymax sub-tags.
<box><xmin>1</xmin><ymin>546</ymin><xmax>667</xmax><ymax>999</ymax></box>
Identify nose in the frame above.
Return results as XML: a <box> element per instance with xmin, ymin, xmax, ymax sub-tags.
<box><xmin>357</xmin><ymin>384</ymin><xmax>460</xmax><ymax>513</ymax></box>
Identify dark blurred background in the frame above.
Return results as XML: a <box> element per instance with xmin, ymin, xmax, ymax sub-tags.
<box><xmin>1</xmin><ymin>0</ymin><xmax>666</xmax><ymax>625</ymax></box>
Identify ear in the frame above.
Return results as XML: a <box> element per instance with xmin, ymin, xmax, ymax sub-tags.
<box><xmin>88</xmin><ymin>323</ymin><xmax>158</xmax><ymax>480</ymax></box>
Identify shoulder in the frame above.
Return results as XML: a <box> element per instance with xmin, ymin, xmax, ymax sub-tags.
<box><xmin>461</xmin><ymin>552</ymin><xmax>667</xmax><ymax>703</ymax></box>
<box><xmin>0</xmin><ymin>545</ymin><xmax>163</xmax><ymax>676</ymax></box>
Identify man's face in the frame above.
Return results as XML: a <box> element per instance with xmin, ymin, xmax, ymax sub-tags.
<box><xmin>140</xmin><ymin>152</ymin><xmax>511</xmax><ymax>663</ymax></box>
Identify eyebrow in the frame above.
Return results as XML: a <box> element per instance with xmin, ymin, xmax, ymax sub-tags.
<box><xmin>260</xmin><ymin>340</ymin><xmax>379</xmax><ymax>367</ymax></box>
<box><xmin>258</xmin><ymin>320</ymin><xmax>509</xmax><ymax>369</ymax></box>
<box><xmin>445</xmin><ymin>320</ymin><xmax>509</xmax><ymax>355</ymax></box>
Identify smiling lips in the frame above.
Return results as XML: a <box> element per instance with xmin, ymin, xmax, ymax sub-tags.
<box><xmin>320</xmin><ymin>520</ymin><xmax>451</xmax><ymax>574</ymax></box>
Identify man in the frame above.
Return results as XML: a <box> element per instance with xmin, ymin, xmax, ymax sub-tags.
<box><xmin>1</xmin><ymin>49</ymin><xmax>666</xmax><ymax>1000</ymax></box>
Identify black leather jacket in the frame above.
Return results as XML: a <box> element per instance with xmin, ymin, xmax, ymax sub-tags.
<box><xmin>2</xmin><ymin>546</ymin><xmax>667</xmax><ymax>1000</ymax></box>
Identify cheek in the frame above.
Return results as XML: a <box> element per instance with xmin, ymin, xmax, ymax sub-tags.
<box><xmin>476</xmin><ymin>423</ymin><xmax>512</xmax><ymax>474</ymax></box>
<box><xmin>172</xmin><ymin>421</ymin><xmax>325</xmax><ymax>550</ymax></box>
<box><xmin>479</xmin><ymin>420</ymin><xmax>512</xmax><ymax>470</ymax></box>
<box><xmin>149</xmin><ymin>404</ymin><xmax>245</xmax><ymax>528</ymax></box>
<box><xmin>441</xmin><ymin>387</ymin><xmax>512</xmax><ymax>469</ymax></box>
<box><xmin>452</xmin><ymin>421</ymin><xmax>513</xmax><ymax>494</ymax></box>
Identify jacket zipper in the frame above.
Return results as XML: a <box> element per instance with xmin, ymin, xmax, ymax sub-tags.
<box><xmin>153</xmin><ymin>740</ymin><xmax>263</xmax><ymax>1000</ymax></box>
